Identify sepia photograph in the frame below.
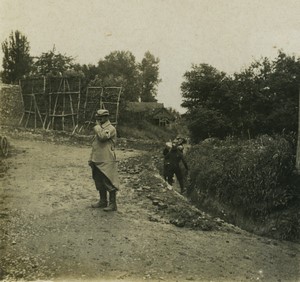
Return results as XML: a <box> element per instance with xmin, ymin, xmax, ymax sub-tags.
<box><xmin>0</xmin><ymin>0</ymin><xmax>300</xmax><ymax>281</ymax></box>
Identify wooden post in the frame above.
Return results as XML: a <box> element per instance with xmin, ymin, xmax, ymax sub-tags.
<box><xmin>62</xmin><ymin>78</ymin><xmax>65</xmax><ymax>131</ymax></box>
<box><xmin>18</xmin><ymin>79</ymin><xmax>25</xmax><ymax>126</ymax></box>
<box><xmin>25</xmin><ymin>95</ymin><xmax>33</xmax><ymax>128</ymax></box>
<box><xmin>100</xmin><ymin>87</ymin><xmax>104</xmax><ymax>109</ymax></box>
<box><xmin>43</xmin><ymin>76</ymin><xmax>46</xmax><ymax>93</ymax></box>
<box><xmin>296</xmin><ymin>86</ymin><xmax>300</xmax><ymax>173</ymax></box>
<box><xmin>76</xmin><ymin>78</ymin><xmax>81</xmax><ymax>126</ymax></box>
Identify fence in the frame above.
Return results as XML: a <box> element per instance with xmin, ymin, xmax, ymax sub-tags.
<box><xmin>19</xmin><ymin>77</ymin><xmax>122</xmax><ymax>133</ymax></box>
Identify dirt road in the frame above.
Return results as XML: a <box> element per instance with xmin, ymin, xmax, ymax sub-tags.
<box><xmin>0</xmin><ymin>135</ymin><xmax>299</xmax><ymax>282</ymax></box>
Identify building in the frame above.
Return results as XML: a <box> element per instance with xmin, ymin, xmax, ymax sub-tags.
<box><xmin>151</xmin><ymin>107</ymin><xmax>176</xmax><ymax>126</ymax></box>
<box><xmin>125</xmin><ymin>102</ymin><xmax>176</xmax><ymax>126</ymax></box>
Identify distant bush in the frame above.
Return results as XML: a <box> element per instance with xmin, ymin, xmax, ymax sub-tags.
<box><xmin>186</xmin><ymin>134</ymin><xmax>300</xmax><ymax>241</ymax></box>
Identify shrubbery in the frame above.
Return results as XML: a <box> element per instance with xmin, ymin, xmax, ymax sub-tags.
<box><xmin>186</xmin><ymin>134</ymin><xmax>300</xmax><ymax>241</ymax></box>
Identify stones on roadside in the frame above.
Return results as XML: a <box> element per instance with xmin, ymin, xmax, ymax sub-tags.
<box><xmin>0</xmin><ymin>268</ymin><xmax>7</xmax><ymax>280</ymax></box>
<box><xmin>116</xmin><ymin>272</ymin><xmax>129</xmax><ymax>279</ymax></box>
<box><xmin>148</xmin><ymin>215</ymin><xmax>160</xmax><ymax>222</ymax></box>
<box><xmin>146</xmin><ymin>194</ymin><xmax>154</xmax><ymax>200</ymax></box>
<box><xmin>132</xmin><ymin>184</ymin><xmax>152</xmax><ymax>193</ymax></box>
<box><xmin>157</xmin><ymin>202</ymin><xmax>168</xmax><ymax>210</ymax></box>
<box><xmin>150</xmin><ymin>197</ymin><xmax>167</xmax><ymax>210</ymax></box>
<box><xmin>128</xmin><ymin>168</ymin><xmax>141</xmax><ymax>174</ymax></box>
<box><xmin>118</xmin><ymin>159</ymin><xmax>145</xmax><ymax>175</ymax></box>
<box><xmin>214</xmin><ymin>217</ymin><xmax>225</xmax><ymax>226</ymax></box>
<box><xmin>31</xmin><ymin>263</ymin><xmax>38</xmax><ymax>269</ymax></box>
<box><xmin>166</xmin><ymin>185</ymin><xmax>173</xmax><ymax>190</ymax></box>
<box><xmin>142</xmin><ymin>185</ymin><xmax>151</xmax><ymax>191</ymax></box>
<box><xmin>152</xmin><ymin>199</ymin><xmax>159</xmax><ymax>206</ymax></box>
<box><xmin>170</xmin><ymin>218</ymin><xmax>186</xmax><ymax>228</ymax></box>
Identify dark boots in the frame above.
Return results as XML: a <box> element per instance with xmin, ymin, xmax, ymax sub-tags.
<box><xmin>91</xmin><ymin>190</ymin><xmax>117</xmax><ymax>211</ymax></box>
<box><xmin>103</xmin><ymin>191</ymin><xmax>117</xmax><ymax>212</ymax></box>
<box><xmin>91</xmin><ymin>190</ymin><xmax>108</xmax><ymax>208</ymax></box>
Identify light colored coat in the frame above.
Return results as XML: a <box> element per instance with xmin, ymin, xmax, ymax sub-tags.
<box><xmin>89</xmin><ymin>120</ymin><xmax>119</xmax><ymax>189</ymax></box>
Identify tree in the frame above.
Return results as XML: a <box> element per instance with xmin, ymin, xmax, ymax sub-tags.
<box><xmin>139</xmin><ymin>51</ymin><xmax>161</xmax><ymax>102</ymax></box>
<box><xmin>297</xmin><ymin>88</ymin><xmax>300</xmax><ymax>173</ymax></box>
<box><xmin>71</xmin><ymin>63</ymin><xmax>97</xmax><ymax>89</ymax></box>
<box><xmin>32</xmin><ymin>46</ymin><xmax>76</xmax><ymax>77</ymax></box>
<box><xmin>181</xmin><ymin>52</ymin><xmax>300</xmax><ymax>142</ymax></box>
<box><xmin>181</xmin><ymin>64</ymin><xmax>233</xmax><ymax>139</ymax></box>
<box><xmin>232</xmin><ymin>52</ymin><xmax>300</xmax><ymax>136</ymax></box>
<box><xmin>181</xmin><ymin>64</ymin><xmax>228</xmax><ymax>109</ymax></box>
<box><xmin>267</xmin><ymin>51</ymin><xmax>300</xmax><ymax>133</ymax></box>
<box><xmin>186</xmin><ymin>106</ymin><xmax>231</xmax><ymax>142</ymax></box>
<box><xmin>78</xmin><ymin>63</ymin><xmax>98</xmax><ymax>82</ymax></box>
<box><xmin>96</xmin><ymin>51</ymin><xmax>140</xmax><ymax>101</ymax></box>
<box><xmin>231</xmin><ymin>58</ymin><xmax>273</xmax><ymax>136</ymax></box>
<box><xmin>1</xmin><ymin>30</ymin><xmax>32</xmax><ymax>84</ymax></box>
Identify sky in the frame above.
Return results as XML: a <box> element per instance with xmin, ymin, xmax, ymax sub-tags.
<box><xmin>1</xmin><ymin>0</ymin><xmax>300</xmax><ymax>113</ymax></box>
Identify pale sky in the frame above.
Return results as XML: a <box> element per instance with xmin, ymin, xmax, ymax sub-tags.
<box><xmin>1</xmin><ymin>0</ymin><xmax>300</xmax><ymax>113</ymax></box>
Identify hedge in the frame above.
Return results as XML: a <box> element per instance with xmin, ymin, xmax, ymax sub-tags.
<box><xmin>186</xmin><ymin>134</ymin><xmax>300</xmax><ymax>241</ymax></box>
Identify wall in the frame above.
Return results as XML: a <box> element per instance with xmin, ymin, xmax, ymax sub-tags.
<box><xmin>0</xmin><ymin>83</ymin><xmax>23</xmax><ymax>127</ymax></box>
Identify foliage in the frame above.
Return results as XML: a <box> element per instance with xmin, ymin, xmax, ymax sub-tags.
<box><xmin>77</xmin><ymin>63</ymin><xmax>98</xmax><ymax>89</ymax></box>
<box><xmin>89</xmin><ymin>50</ymin><xmax>162</xmax><ymax>103</ymax></box>
<box><xmin>181</xmin><ymin>51</ymin><xmax>300</xmax><ymax>140</ymax></box>
<box><xmin>181</xmin><ymin>64</ymin><xmax>234</xmax><ymax>141</ymax></box>
<box><xmin>1</xmin><ymin>30</ymin><xmax>33</xmax><ymax>84</ymax></box>
<box><xmin>93</xmin><ymin>51</ymin><xmax>140</xmax><ymax>102</ymax></box>
<box><xmin>1</xmin><ymin>31</ymin><xmax>162</xmax><ymax>105</ymax></box>
<box><xmin>185</xmin><ymin>106</ymin><xmax>231</xmax><ymax>142</ymax></box>
<box><xmin>31</xmin><ymin>46</ymin><xmax>83</xmax><ymax>78</ymax></box>
<box><xmin>186</xmin><ymin>134</ymin><xmax>300</xmax><ymax>240</ymax></box>
<box><xmin>181</xmin><ymin>64</ymin><xmax>228</xmax><ymax>110</ymax></box>
<box><xmin>138</xmin><ymin>51</ymin><xmax>162</xmax><ymax>102</ymax></box>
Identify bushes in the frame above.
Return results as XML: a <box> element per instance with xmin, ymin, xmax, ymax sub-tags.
<box><xmin>186</xmin><ymin>135</ymin><xmax>300</xmax><ymax>240</ymax></box>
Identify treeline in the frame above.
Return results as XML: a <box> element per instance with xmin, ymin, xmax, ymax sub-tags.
<box><xmin>181</xmin><ymin>52</ymin><xmax>300</xmax><ymax>142</ymax></box>
<box><xmin>1</xmin><ymin>30</ymin><xmax>161</xmax><ymax>103</ymax></box>
<box><xmin>3</xmin><ymin>30</ymin><xmax>300</xmax><ymax>142</ymax></box>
